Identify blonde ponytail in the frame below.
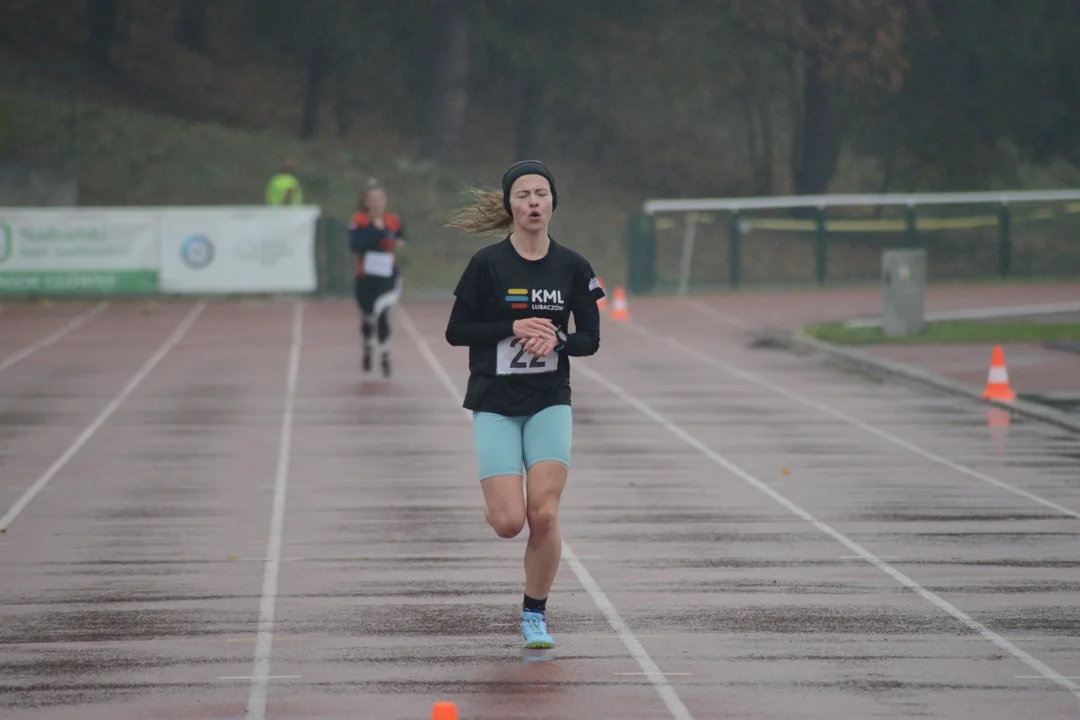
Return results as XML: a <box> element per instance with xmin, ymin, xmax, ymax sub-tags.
<box><xmin>446</xmin><ymin>187</ymin><xmax>513</xmax><ymax>235</ymax></box>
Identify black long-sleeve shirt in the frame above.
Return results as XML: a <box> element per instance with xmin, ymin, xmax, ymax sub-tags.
<box><xmin>444</xmin><ymin>236</ymin><xmax>606</xmax><ymax>416</ymax></box>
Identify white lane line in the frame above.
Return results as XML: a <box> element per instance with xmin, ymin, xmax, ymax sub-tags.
<box><xmin>952</xmin><ymin>637</ymin><xmax>1046</xmax><ymax>642</ymax></box>
<box><xmin>0</xmin><ymin>302</ymin><xmax>205</xmax><ymax>533</ymax></box>
<box><xmin>245</xmin><ymin>301</ymin><xmax>304</xmax><ymax>720</ymax></box>
<box><xmin>615</xmin><ymin>672</ymin><xmax>693</xmax><ymax>676</ymax></box>
<box><xmin>644</xmin><ymin>316</ymin><xmax>1080</xmax><ymax>521</ymax></box>
<box><xmin>397</xmin><ymin>306</ymin><xmax>694</xmax><ymax>720</ymax></box>
<box><xmin>571</xmin><ymin>360</ymin><xmax>1080</xmax><ymax>702</ymax></box>
<box><xmin>0</xmin><ymin>302</ymin><xmax>108</xmax><ymax>374</ymax></box>
<box><xmin>225</xmin><ymin>675</ymin><xmax>301</xmax><ymax>681</ymax></box>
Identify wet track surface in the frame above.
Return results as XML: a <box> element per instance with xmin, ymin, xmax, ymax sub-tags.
<box><xmin>0</xmin><ymin>295</ymin><xmax>1078</xmax><ymax>719</ymax></box>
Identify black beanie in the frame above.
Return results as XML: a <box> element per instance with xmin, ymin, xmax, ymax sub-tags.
<box><xmin>502</xmin><ymin>160</ymin><xmax>557</xmax><ymax>215</ymax></box>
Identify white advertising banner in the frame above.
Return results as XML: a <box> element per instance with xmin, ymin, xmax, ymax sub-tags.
<box><xmin>159</xmin><ymin>206</ymin><xmax>320</xmax><ymax>294</ymax></box>
<box><xmin>0</xmin><ymin>209</ymin><xmax>159</xmax><ymax>294</ymax></box>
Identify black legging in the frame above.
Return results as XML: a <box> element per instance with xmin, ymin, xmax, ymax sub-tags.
<box><xmin>354</xmin><ymin>273</ymin><xmax>400</xmax><ymax>350</ymax></box>
<box><xmin>361</xmin><ymin>307</ymin><xmax>391</xmax><ymax>346</ymax></box>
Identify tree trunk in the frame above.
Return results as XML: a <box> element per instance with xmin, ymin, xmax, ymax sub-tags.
<box><xmin>743</xmin><ymin>92</ymin><xmax>775</xmax><ymax>196</ymax></box>
<box><xmin>756</xmin><ymin>95</ymin><xmax>775</xmax><ymax>195</ymax></box>
<box><xmin>420</xmin><ymin>0</ymin><xmax>470</xmax><ymax>165</ymax></box>
<box><xmin>791</xmin><ymin>0</ymin><xmax>843</xmax><ymax>196</ymax></box>
<box><xmin>86</xmin><ymin>0</ymin><xmax>119</xmax><ymax>65</ymax></box>
<box><xmin>792</xmin><ymin>51</ymin><xmax>842</xmax><ymax>196</ymax></box>
<box><xmin>742</xmin><ymin>98</ymin><xmax>762</xmax><ymax>191</ymax></box>
<box><xmin>335</xmin><ymin>83</ymin><xmax>352</xmax><ymax>139</ymax></box>
<box><xmin>514</xmin><ymin>68</ymin><xmax>543</xmax><ymax>161</ymax></box>
<box><xmin>175</xmin><ymin>0</ymin><xmax>208</xmax><ymax>52</ymax></box>
<box><xmin>301</xmin><ymin>43</ymin><xmax>325</xmax><ymax>140</ymax></box>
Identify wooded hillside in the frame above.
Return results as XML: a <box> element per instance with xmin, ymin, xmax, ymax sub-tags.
<box><xmin>5</xmin><ymin>0</ymin><xmax>1080</xmax><ymax>206</ymax></box>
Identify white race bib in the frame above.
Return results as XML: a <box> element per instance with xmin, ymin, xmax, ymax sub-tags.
<box><xmin>496</xmin><ymin>336</ymin><xmax>559</xmax><ymax>375</ymax></box>
<box><xmin>363</xmin><ymin>251</ymin><xmax>394</xmax><ymax>278</ymax></box>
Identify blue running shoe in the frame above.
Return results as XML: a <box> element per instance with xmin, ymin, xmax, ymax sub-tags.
<box><xmin>521</xmin><ymin>610</ymin><xmax>554</xmax><ymax>649</ymax></box>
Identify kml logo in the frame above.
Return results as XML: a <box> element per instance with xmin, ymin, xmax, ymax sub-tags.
<box><xmin>0</xmin><ymin>223</ymin><xmax>12</xmax><ymax>265</ymax></box>
<box><xmin>531</xmin><ymin>289</ymin><xmax>564</xmax><ymax>305</ymax></box>
<box><xmin>504</xmin><ymin>287</ymin><xmax>565</xmax><ymax>311</ymax></box>
<box><xmin>505</xmin><ymin>288</ymin><xmax>529</xmax><ymax>309</ymax></box>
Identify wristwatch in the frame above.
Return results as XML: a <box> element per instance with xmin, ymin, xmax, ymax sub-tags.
<box><xmin>554</xmin><ymin>328</ymin><xmax>568</xmax><ymax>352</ymax></box>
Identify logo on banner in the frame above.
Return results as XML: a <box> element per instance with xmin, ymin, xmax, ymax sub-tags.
<box><xmin>180</xmin><ymin>234</ymin><xmax>215</xmax><ymax>269</ymax></box>
<box><xmin>234</xmin><ymin>237</ymin><xmax>294</xmax><ymax>266</ymax></box>
<box><xmin>0</xmin><ymin>223</ymin><xmax>11</xmax><ymax>265</ymax></box>
<box><xmin>235</xmin><ymin>238</ymin><xmax>260</xmax><ymax>262</ymax></box>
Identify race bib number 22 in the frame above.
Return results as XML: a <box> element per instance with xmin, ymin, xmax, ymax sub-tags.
<box><xmin>496</xmin><ymin>336</ymin><xmax>558</xmax><ymax>375</ymax></box>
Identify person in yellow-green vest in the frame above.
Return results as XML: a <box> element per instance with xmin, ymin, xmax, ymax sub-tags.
<box><xmin>266</xmin><ymin>157</ymin><xmax>303</xmax><ymax>205</ymax></box>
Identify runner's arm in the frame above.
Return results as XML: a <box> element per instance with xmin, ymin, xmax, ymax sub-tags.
<box><xmin>561</xmin><ymin>301</ymin><xmax>600</xmax><ymax>357</ymax></box>
<box><xmin>348</xmin><ymin>224</ymin><xmax>383</xmax><ymax>254</ymax></box>
<box><xmin>445</xmin><ymin>297</ymin><xmax>515</xmax><ymax>346</ymax></box>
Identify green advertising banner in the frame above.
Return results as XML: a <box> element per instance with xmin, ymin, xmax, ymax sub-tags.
<box><xmin>0</xmin><ymin>270</ymin><xmax>159</xmax><ymax>294</ymax></box>
<box><xmin>0</xmin><ymin>210</ymin><xmax>160</xmax><ymax>294</ymax></box>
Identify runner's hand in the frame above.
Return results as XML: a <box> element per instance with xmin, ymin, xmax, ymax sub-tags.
<box><xmin>513</xmin><ymin>317</ymin><xmax>556</xmax><ymax>340</ymax></box>
<box><xmin>523</xmin><ymin>334</ymin><xmax>557</xmax><ymax>358</ymax></box>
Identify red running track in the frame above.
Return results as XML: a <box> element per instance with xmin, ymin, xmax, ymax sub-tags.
<box><xmin>0</xmin><ymin>295</ymin><xmax>1078</xmax><ymax>720</ymax></box>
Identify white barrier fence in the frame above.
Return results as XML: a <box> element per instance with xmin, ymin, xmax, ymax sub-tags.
<box><xmin>0</xmin><ymin>206</ymin><xmax>321</xmax><ymax>295</ymax></box>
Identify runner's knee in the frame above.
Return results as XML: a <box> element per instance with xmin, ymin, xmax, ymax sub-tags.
<box><xmin>488</xmin><ymin>506</ymin><xmax>526</xmax><ymax>538</ymax></box>
<box><xmin>524</xmin><ymin>455</ymin><xmax>567</xmax><ymax>536</ymax></box>
<box><xmin>483</xmin><ymin>476</ymin><xmax>527</xmax><ymax>539</ymax></box>
<box><xmin>526</xmin><ymin>501</ymin><xmax>558</xmax><ymax>535</ymax></box>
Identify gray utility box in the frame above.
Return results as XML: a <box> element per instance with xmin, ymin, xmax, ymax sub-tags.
<box><xmin>882</xmin><ymin>249</ymin><xmax>927</xmax><ymax>337</ymax></box>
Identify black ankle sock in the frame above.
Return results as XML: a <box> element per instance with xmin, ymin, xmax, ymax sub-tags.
<box><xmin>523</xmin><ymin>594</ymin><xmax>547</xmax><ymax>614</ymax></box>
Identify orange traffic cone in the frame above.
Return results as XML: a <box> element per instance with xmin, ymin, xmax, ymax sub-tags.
<box><xmin>981</xmin><ymin>345</ymin><xmax>1016</xmax><ymax>402</ymax></box>
<box><xmin>610</xmin><ymin>286</ymin><xmax>629</xmax><ymax>322</ymax></box>
<box><xmin>431</xmin><ymin>701</ymin><xmax>458</xmax><ymax>720</ymax></box>
<box><xmin>596</xmin><ymin>277</ymin><xmax>608</xmax><ymax>311</ymax></box>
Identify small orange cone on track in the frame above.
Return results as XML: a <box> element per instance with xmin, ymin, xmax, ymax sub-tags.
<box><xmin>610</xmin><ymin>286</ymin><xmax>630</xmax><ymax>322</ymax></box>
<box><xmin>596</xmin><ymin>277</ymin><xmax>608</xmax><ymax>311</ymax></box>
<box><xmin>981</xmin><ymin>345</ymin><xmax>1016</xmax><ymax>402</ymax></box>
<box><xmin>431</xmin><ymin>701</ymin><xmax>458</xmax><ymax>720</ymax></box>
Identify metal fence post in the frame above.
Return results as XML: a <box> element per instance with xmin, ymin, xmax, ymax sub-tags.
<box><xmin>905</xmin><ymin>204</ymin><xmax>918</xmax><ymax>247</ymax></box>
<box><xmin>676</xmin><ymin>212</ymin><xmax>697</xmax><ymax>295</ymax></box>
<box><xmin>626</xmin><ymin>212</ymin><xmax>656</xmax><ymax>294</ymax></box>
<box><xmin>815</xmin><ymin>206</ymin><xmax>828</xmax><ymax>286</ymax></box>
<box><xmin>729</xmin><ymin>210</ymin><xmax>741</xmax><ymax>289</ymax></box>
<box><xmin>998</xmin><ymin>203</ymin><xmax>1012</xmax><ymax>279</ymax></box>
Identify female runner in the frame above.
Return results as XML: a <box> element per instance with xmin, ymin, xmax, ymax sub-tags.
<box><xmin>445</xmin><ymin>160</ymin><xmax>606</xmax><ymax>648</ymax></box>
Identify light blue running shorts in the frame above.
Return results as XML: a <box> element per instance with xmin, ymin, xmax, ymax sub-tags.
<box><xmin>472</xmin><ymin>404</ymin><xmax>573</xmax><ymax>481</ymax></box>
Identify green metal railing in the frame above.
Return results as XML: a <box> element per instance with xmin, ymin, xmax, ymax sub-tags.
<box><xmin>628</xmin><ymin>190</ymin><xmax>1080</xmax><ymax>294</ymax></box>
